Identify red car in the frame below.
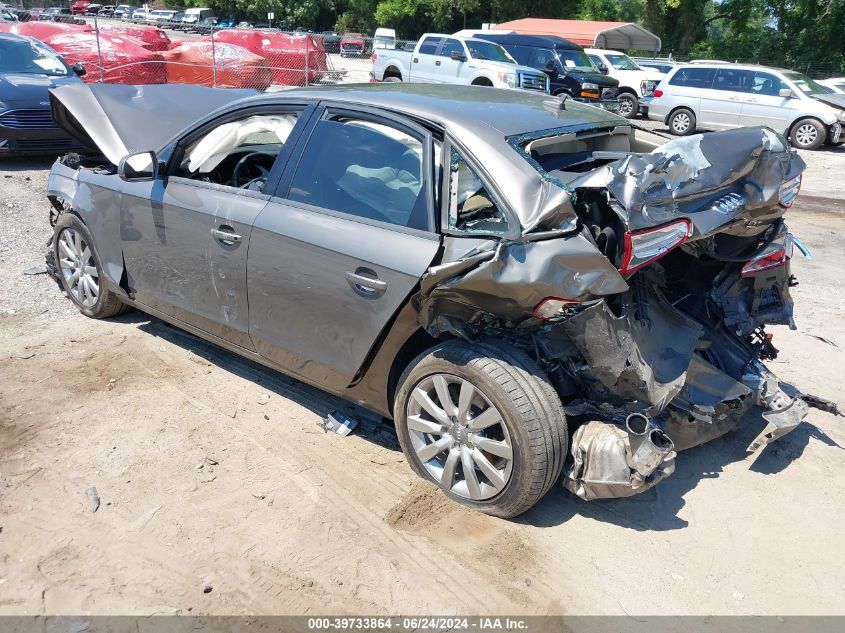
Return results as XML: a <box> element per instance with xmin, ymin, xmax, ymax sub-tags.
<box><xmin>70</xmin><ymin>1</ymin><xmax>89</xmax><ymax>14</ymax></box>
<box><xmin>339</xmin><ymin>32</ymin><xmax>366</xmax><ymax>58</ymax></box>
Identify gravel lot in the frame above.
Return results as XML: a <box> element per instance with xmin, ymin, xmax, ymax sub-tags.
<box><xmin>1</xmin><ymin>129</ymin><xmax>844</xmax><ymax>615</ymax></box>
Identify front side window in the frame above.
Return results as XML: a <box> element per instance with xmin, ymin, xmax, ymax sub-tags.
<box><xmin>447</xmin><ymin>149</ymin><xmax>509</xmax><ymax>235</ymax></box>
<box><xmin>288</xmin><ymin>116</ymin><xmax>428</xmax><ymax>230</ymax></box>
<box><xmin>752</xmin><ymin>71</ymin><xmax>789</xmax><ymax>96</ymax></box>
<box><xmin>177</xmin><ymin>112</ymin><xmax>299</xmax><ymax>190</ymax></box>
<box><xmin>669</xmin><ymin>67</ymin><xmax>715</xmax><ymax>88</ymax></box>
<box><xmin>439</xmin><ymin>38</ymin><xmax>464</xmax><ymax>59</ymax></box>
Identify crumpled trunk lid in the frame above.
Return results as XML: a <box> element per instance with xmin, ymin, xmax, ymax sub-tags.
<box><xmin>49</xmin><ymin>83</ymin><xmax>257</xmax><ymax>165</ymax></box>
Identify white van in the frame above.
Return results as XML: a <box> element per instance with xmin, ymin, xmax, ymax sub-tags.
<box><xmin>585</xmin><ymin>48</ymin><xmax>662</xmax><ymax>118</ymax></box>
<box><xmin>373</xmin><ymin>27</ymin><xmax>396</xmax><ymax>50</ymax></box>
<box><xmin>648</xmin><ymin>63</ymin><xmax>845</xmax><ymax>150</ymax></box>
<box><xmin>181</xmin><ymin>7</ymin><xmax>215</xmax><ymax>27</ymax></box>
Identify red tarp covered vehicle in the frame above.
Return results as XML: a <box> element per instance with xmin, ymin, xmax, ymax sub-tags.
<box><xmin>0</xmin><ymin>20</ymin><xmax>93</xmax><ymax>38</ymax></box>
<box><xmin>100</xmin><ymin>23</ymin><xmax>171</xmax><ymax>52</ymax></box>
<box><xmin>162</xmin><ymin>40</ymin><xmax>272</xmax><ymax>90</ymax></box>
<box><xmin>42</xmin><ymin>31</ymin><xmax>166</xmax><ymax>84</ymax></box>
<box><xmin>212</xmin><ymin>30</ymin><xmax>328</xmax><ymax>86</ymax></box>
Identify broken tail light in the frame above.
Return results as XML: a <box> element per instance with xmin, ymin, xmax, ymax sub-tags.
<box><xmin>778</xmin><ymin>174</ymin><xmax>801</xmax><ymax>208</ymax></box>
<box><xmin>534</xmin><ymin>298</ymin><xmax>580</xmax><ymax>320</ymax></box>
<box><xmin>741</xmin><ymin>231</ymin><xmax>812</xmax><ymax>276</ymax></box>
<box><xmin>619</xmin><ymin>219</ymin><xmax>692</xmax><ymax>275</ymax></box>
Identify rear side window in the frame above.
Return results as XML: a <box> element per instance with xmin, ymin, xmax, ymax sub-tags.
<box><xmin>669</xmin><ymin>67</ymin><xmax>715</xmax><ymax>88</ymax></box>
<box><xmin>288</xmin><ymin>116</ymin><xmax>428</xmax><ymax>231</ymax></box>
<box><xmin>712</xmin><ymin>68</ymin><xmax>755</xmax><ymax>92</ymax></box>
<box><xmin>418</xmin><ymin>37</ymin><xmax>440</xmax><ymax>55</ymax></box>
<box><xmin>448</xmin><ymin>149</ymin><xmax>509</xmax><ymax>235</ymax></box>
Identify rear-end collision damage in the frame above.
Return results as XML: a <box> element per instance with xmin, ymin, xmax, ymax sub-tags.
<box><xmin>415</xmin><ymin>125</ymin><xmax>827</xmax><ymax>500</ymax></box>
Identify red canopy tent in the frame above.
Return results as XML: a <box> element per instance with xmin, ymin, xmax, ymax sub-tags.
<box><xmin>100</xmin><ymin>23</ymin><xmax>171</xmax><ymax>52</ymax></box>
<box><xmin>162</xmin><ymin>40</ymin><xmax>271</xmax><ymax>90</ymax></box>
<box><xmin>42</xmin><ymin>31</ymin><xmax>166</xmax><ymax>84</ymax></box>
<box><xmin>212</xmin><ymin>30</ymin><xmax>328</xmax><ymax>86</ymax></box>
<box><xmin>492</xmin><ymin>19</ymin><xmax>662</xmax><ymax>52</ymax></box>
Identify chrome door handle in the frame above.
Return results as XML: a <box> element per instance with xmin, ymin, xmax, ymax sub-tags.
<box><xmin>211</xmin><ymin>226</ymin><xmax>242</xmax><ymax>245</ymax></box>
<box><xmin>435</xmin><ymin>60</ymin><xmax>441</xmax><ymax>66</ymax></box>
<box><xmin>346</xmin><ymin>270</ymin><xmax>387</xmax><ymax>295</ymax></box>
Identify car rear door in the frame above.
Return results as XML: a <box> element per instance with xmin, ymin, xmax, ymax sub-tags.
<box><xmin>700</xmin><ymin>67</ymin><xmax>753</xmax><ymax>128</ymax></box>
<box><xmin>738</xmin><ymin>70</ymin><xmax>792</xmax><ymax>133</ymax></box>
<box><xmin>119</xmin><ymin>103</ymin><xmax>311</xmax><ymax>350</ymax></box>
<box><xmin>247</xmin><ymin>105</ymin><xmax>441</xmax><ymax>391</ymax></box>
<box><xmin>412</xmin><ymin>36</ymin><xmax>441</xmax><ymax>83</ymax></box>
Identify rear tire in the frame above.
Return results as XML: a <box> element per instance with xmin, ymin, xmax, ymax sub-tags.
<box><xmin>668</xmin><ymin>108</ymin><xmax>696</xmax><ymax>136</ymax></box>
<box><xmin>382</xmin><ymin>76</ymin><xmax>402</xmax><ymax>83</ymax></box>
<box><xmin>790</xmin><ymin>118</ymin><xmax>826</xmax><ymax>150</ymax></box>
<box><xmin>617</xmin><ymin>92</ymin><xmax>638</xmax><ymax>119</ymax></box>
<box><xmin>52</xmin><ymin>213</ymin><xmax>129</xmax><ymax>319</ymax></box>
<box><xmin>393</xmin><ymin>340</ymin><xmax>568</xmax><ymax>518</ymax></box>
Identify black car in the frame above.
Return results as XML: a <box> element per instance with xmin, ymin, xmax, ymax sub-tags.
<box><xmin>321</xmin><ymin>31</ymin><xmax>340</xmax><ymax>53</ymax></box>
<box><xmin>480</xmin><ymin>33</ymin><xmax>619</xmax><ymax>107</ymax></box>
<box><xmin>0</xmin><ymin>34</ymin><xmax>86</xmax><ymax>155</ymax></box>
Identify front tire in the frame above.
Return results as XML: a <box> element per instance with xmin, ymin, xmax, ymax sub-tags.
<box><xmin>52</xmin><ymin>213</ymin><xmax>129</xmax><ymax>319</ymax></box>
<box><xmin>790</xmin><ymin>118</ymin><xmax>826</xmax><ymax>150</ymax></box>
<box><xmin>617</xmin><ymin>92</ymin><xmax>638</xmax><ymax>119</ymax></box>
<box><xmin>668</xmin><ymin>108</ymin><xmax>696</xmax><ymax>136</ymax></box>
<box><xmin>393</xmin><ymin>340</ymin><xmax>568</xmax><ymax>518</ymax></box>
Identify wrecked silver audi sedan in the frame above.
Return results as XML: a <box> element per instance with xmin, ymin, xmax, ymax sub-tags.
<box><xmin>46</xmin><ymin>82</ymin><xmax>816</xmax><ymax>517</ymax></box>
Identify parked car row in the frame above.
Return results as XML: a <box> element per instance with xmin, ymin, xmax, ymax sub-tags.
<box><xmin>645</xmin><ymin>61</ymin><xmax>845</xmax><ymax>149</ymax></box>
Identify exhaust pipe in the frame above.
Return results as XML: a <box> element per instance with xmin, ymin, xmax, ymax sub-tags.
<box><xmin>625</xmin><ymin>413</ymin><xmax>675</xmax><ymax>479</ymax></box>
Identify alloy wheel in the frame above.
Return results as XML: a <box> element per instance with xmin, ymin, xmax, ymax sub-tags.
<box><xmin>57</xmin><ymin>228</ymin><xmax>99</xmax><ymax>308</ymax></box>
<box><xmin>672</xmin><ymin>112</ymin><xmax>691</xmax><ymax>133</ymax></box>
<box><xmin>795</xmin><ymin>123</ymin><xmax>818</xmax><ymax>147</ymax></box>
<box><xmin>405</xmin><ymin>373</ymin><xmax>513</xmax><ymax>501</ymax></box>
<box><xmin>618</xmin><ymin>96</ymin><xmax>635</xmax><ymax>117</ymax></box>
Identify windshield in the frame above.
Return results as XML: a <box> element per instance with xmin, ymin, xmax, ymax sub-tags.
<box><xmin>467</xmin><ymin>40</ymin><xmax>514</xmax><ymax>63</ymax></box>
<box><xmin>784</xmin><ymin>72</ymin><xmax>828</xmax><ymax>96</ymax></box>
<box><xmin>0</xmin><ymin>38</ymin><xmax>68</xmax><ymax>76</ymax></box>
<box><xmin>605</xmin><ymin>54</ymin><xmax>641</xmax><ymax>70</ymax></box>
<box><xmin>557</xmin><ymin>49</ymin><xmax>598</xmax><ymax>72</ymax></box>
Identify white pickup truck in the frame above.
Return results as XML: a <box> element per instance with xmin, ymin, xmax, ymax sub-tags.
<box><xmin>370</xmin><ymin>33</ymin><xmax>550</xmax><ymax>93</ymax></box>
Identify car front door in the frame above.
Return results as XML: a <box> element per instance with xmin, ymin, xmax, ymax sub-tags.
<box><xmin>738</xmin><ymin>70</ymin><xmax>792</xmax><ymax>132</ymax></box>
<box><xmin>412</xmin><ymin>36</ymin><xmax>441</xmax><ymax>83</ymax></box>
<box><xmin>247</xmin><ymin>106</ymin><xmax>441</xmax><ymax>391</ymax></box>
<box><xmin>435</xmin><ymin>38</ymin><xmax>466</xmax><ymax>84</ymax></box>
<box><xmin>700</xmin><ymin>67</ymin><xmax>753</xmax><ymax>128</ymax></box>
<box><xmin>119</xmin><ymin>104</ymin><xmax>310</xmax><ymax>350</ymax></box>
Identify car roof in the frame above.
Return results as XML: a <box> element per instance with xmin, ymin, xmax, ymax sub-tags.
<box><xmin>231</xmin><ymin>83</ymin><xmax>623</xmax><ymax>139</ymax></box>
<box><xmin>477</xmin><ymin>32</ymin><xmax>582</xmax><ymax>51</ymax></box>
<box><xmin>675</xmin><ymin>62</ymin><xmax>794</xmax><ymax>74</ymax></box>
<box><xmin>585</xmin><ymin>48</ymin><xmax>623</xmax><ymax>55</ymax></box>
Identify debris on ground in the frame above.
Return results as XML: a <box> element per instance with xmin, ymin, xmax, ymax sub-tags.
<box><xmin>257</xmin><ymin>393</ymin><xmax>271</xmax><ymax>405</ymax></box>
<box><xmin>23</xmin><ymin>265</ymin><xmax>47</xmax><ymax>276</ymax></box>
<box><xmin>203</xmin><ymin>584</ymin><xmax>213</xmax><ymax>594</ymax></box>
<box><xmin>86</xmin><ymin>487</ymin><xmax>100</xmax><ymax>513</ymax></box>
<box><xmin>322</xmin><ymin>411</ymin><xmax>358</xmax><ymax>436</ymax></box>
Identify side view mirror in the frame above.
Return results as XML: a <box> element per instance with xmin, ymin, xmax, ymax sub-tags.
<box><xmin>119</xmin><ymin>151</ymin><xmax>158</xmax><ymax>182</ymax></box>
<box><xmin>544</xmin><ymin>60</ymin><xmax>557</xmax><ymax>75</ymax></box>
<box><xmin>779</xmin><ymin>88</ymin><xmax>795</xmax><ymax>98</ymax></box>
<box><xmin>72</xmin><ymin>62</ymin><xmax>86</xmax><ymax>76</ymax></box>
<box><xmin>450</xmin><ymin>51</ymin><xmax>467</xmax><ymax>62</ymax></box>
<box><xmin>598</xmin><ymin>64</ymin><xmax>609</xmax><ymax>74</ymax></box>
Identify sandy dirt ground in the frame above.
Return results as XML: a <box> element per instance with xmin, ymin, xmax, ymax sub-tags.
<box><xmin>0</xmin><ymin>145</ymin><xmax>844</xmax><ymax>616</ymax></box>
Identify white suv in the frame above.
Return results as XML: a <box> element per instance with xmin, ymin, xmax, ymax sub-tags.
<box><xmin>584</xmin><ymin>48</ymin><xmax>662</xmax><ymax>119</ymax></box>
<box><xmin>649</xmin><ymin>63</ymin><xmax>845</xmax><ymax>150</ymax></box>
